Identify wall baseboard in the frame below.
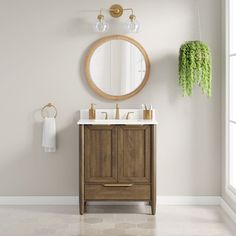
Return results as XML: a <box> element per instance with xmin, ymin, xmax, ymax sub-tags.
<box><xmin>0</xmin><ymin>196</ymin><xmax>79</xmax><ymax>205</ymax></box>
<box><xmin>0</xmin><ymin>196</ymin><xmax>220</xmax><ymax>206</ymax></box>
<box><xmin>157</xmin><ymin>196</ymin><xmax>221</xmax><ymax>205</ymax></box>
<box><xmin>220</xmin><ymin>198</ymin><xmax>236</xmax><ymax>224</ymax></box>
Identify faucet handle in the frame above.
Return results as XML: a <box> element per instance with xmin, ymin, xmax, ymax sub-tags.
<box><xmin>126</xmin><ymin>112</ymin><xmax>134</xmax><ymax>120</ymax></box>
<box><xmin>102</xmin><ymin>112</ymin><xmax>108</xmax><ymax>120</ymax></box>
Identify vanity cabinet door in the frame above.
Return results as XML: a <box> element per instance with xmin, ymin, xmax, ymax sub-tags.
<box><xmin>84</xmin><ymin>125</ymin><xmax>117</xmax><ymax>183</ymax></box>
<box><xmin>117</xmin><ymin>126</ymin><xmax>151</xmax><ymax>183</ymax></box>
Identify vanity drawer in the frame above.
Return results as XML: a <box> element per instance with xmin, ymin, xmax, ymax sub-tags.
<box><xmin>85</xmin><ymin>184</ymin><xmax>150</xmax><ymax>200</ymax></box>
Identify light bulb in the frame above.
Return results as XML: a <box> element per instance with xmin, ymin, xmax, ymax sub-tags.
<box><xmin>127</xmin><ymin>14</ymin><xmax>140</xmax><ymax>33</ymax></box>
<box><xmin>94</xmin><ymin>14</ymin><xmax>109</xmax><ymax>33</ymax></box>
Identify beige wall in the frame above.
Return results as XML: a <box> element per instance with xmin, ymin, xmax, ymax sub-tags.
<box><xmin>0</xmin><ymin>0</ymin><xmax>221</xmax><ymax>196</ymax></box>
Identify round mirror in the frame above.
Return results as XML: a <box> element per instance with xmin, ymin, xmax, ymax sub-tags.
<box><xmin>85</xmin><ymin>35</ymin><xmax>150</xmax><ymax>100</ymax></box>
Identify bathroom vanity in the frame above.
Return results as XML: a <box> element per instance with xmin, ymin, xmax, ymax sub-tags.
<box><xmin>78</xmin><ymin>110</ymin><xmax>157</xmax><ymax>215</ymax></box>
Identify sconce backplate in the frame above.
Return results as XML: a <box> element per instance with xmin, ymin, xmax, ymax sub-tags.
<box><xmin>109</xmin><ymin>4</ymin><xmax>123</xmax><ymax>18</ymax></box>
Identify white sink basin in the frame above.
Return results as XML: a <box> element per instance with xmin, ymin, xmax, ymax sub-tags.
<box><xmin>77</xmin><ymin>119</ymin><xmax>157</xmax><ymax>125</ymax></box>
<box><xmin>77</xmin><ymin>108</ymin><xmax>157</xmax><ymax>125</ymax></box>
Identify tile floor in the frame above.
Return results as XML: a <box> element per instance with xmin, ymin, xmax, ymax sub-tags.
<box><xmin>0</xmin><ymin>204</ymin><xmax>235</xmax><ymax>236</ymax></box>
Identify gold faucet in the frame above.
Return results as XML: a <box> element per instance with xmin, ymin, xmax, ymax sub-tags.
<box><xmin>115</xmin><ymin>104</ymin><xmax>120</xmax><ymax>119</ymax></box>
<box><xmin>126</xmin><ymin>112</ymin><xmax>134</xmax><ymax>120</ymax></box>
<box><xmin>102</xmin><ymin>112</ymin><xmax>108</xmax><ymax>120</ymax></box>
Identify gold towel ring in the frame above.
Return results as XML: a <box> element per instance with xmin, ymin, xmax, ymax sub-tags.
<box><xmin>41</xmin><ymin>103</ymin><xmax>57</xmax><ymax>118</ymax></box>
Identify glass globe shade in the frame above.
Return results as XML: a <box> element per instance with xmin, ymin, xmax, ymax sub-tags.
<box><xmin>127</xmin><ymin>19</ymin><xmax>140</xmax><ymax>33</ymax></box>
<box><xmin>94</xmin><ymin>20</ymin><xmax>109</xmax><ymax>33</ymax></box>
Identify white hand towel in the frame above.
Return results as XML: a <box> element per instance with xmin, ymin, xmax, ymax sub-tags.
<box><xmin>42</xmin><ymin>117</ymin><xmax>56</xmax><ymax>152</ymax></box>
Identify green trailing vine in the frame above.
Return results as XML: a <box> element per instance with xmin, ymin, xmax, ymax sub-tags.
<box><xmin>179</xmin><ymin>41</ymin><xmax>212</xmax><ymax>97</ymax></box>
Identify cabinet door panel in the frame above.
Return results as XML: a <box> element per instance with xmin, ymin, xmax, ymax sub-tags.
<box><xmin>84</xmin><ymin>126</ymin><xmax>117</xmax><ymax>183</ymax></box>
<box><xmin>118</xmin><ymin>126</ymin><xmax>151</xmax><ymax>183</ymax></box>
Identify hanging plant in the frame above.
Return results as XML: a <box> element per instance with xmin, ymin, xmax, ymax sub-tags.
<box><xmin>178</xmin><ymin>41</ymin><xmax>212</xmax><ymax>97</ymax></box>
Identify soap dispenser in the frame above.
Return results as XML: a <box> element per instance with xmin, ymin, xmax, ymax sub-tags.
<box><xmin>89</xmin><ymin>103</ymin><xmax>96</xmax><ymax>120</ymax></box>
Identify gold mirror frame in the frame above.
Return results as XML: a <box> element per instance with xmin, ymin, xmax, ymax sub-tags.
<box><xmin>84</xmin><ymin>35</ymin><xmax>151</xmax><ymax>100</ymax></box>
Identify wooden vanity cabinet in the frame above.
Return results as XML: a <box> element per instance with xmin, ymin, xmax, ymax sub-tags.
<box><xmin>79</xmin><ymin>125</ymin><xmax>156</xmax><ymax>215</ymax></box>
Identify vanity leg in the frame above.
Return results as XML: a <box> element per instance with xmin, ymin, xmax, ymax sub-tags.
<box><xmin>151</xmin><ymin>200</ymin><xmax>156</xmax><ymax>215</ymax></box>
<box><xmin>80</xmin><ymin>199</ymin><xmax>84</xmax><ymax>215</ymax></box>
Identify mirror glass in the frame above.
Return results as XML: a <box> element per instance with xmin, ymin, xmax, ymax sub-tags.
<box><xmin>86</xmin><ymin>36</ymin><xmax>150</xmax><ymax>99</ymax></box>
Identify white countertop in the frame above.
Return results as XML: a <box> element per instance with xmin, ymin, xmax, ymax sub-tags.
<box><xmin>77</xmin><ymin>119</ymin><xmax>158</xmax><ymax>125</ymax></box>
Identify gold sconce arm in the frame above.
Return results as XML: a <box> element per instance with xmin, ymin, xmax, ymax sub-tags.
<box><xmin>123</xmin><ymin>8</ymin><xmax>134</xmax><ymax>15</ymax></box>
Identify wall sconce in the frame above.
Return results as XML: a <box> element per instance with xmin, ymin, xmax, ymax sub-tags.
<box><xmin>94</xmin><ymin>4</ymin><xmax>140</xmax><ymax>33</ymax></box>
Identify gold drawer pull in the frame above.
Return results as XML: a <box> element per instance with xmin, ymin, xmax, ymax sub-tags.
<box><xmin>103</xmin><ymin>184</ymin><xmax>133</xmax><ymax>187</ymax></box>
